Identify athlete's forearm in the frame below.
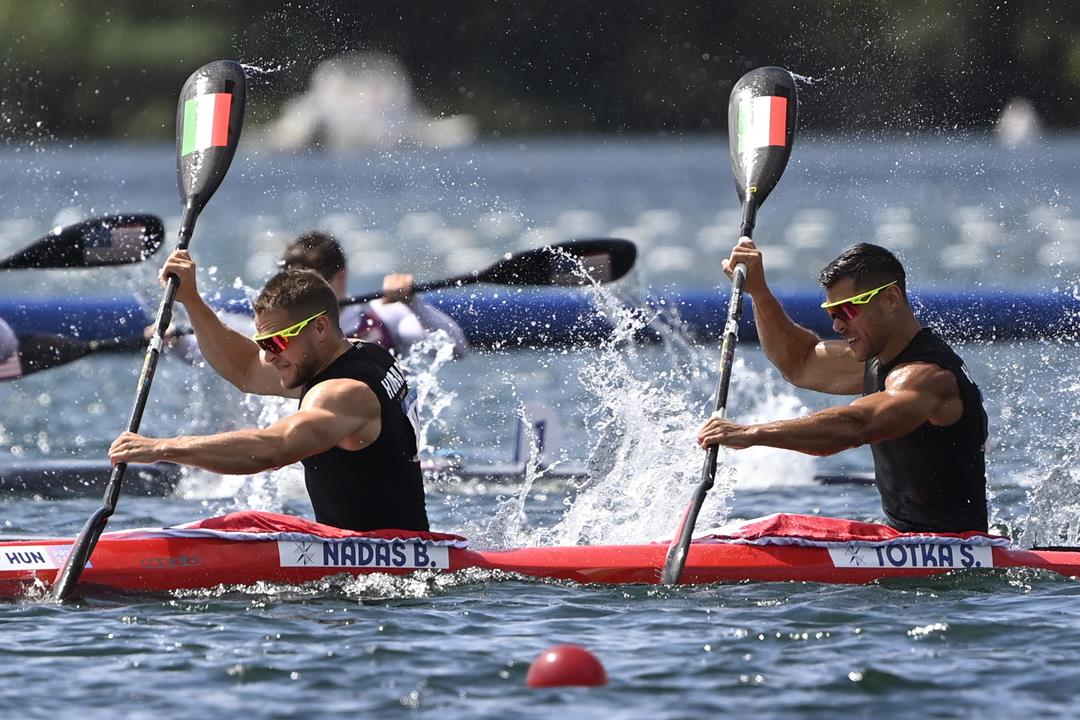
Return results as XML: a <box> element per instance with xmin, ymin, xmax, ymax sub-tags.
<box><xmin>743</xmin><ymin>406</ymin><xmax>871</xmax><ymax>456</ymax></box>
<box><xmin>157</xmin><ymin>429</ymin><xmax>302</xmax><ymax>474</ymax></box>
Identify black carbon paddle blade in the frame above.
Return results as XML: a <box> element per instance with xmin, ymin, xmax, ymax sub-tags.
<box><xmin>479</xmin><ymin>238</ymin><xmax>638</xmax><ymax>287</ymax></box>
<box><xmin>176</xmin><ymin>60</ymin><xmax>247</xmax><ymax>214</ymax></box>
<box><xmin>0</xmin><ymin>214</ymin><xmax>165</xmax><ymax>269</ymax></box>
<box><xmin>728</xmin><ymin>66</ymin><xmax>799</xmax><ymax>207</ymax></box>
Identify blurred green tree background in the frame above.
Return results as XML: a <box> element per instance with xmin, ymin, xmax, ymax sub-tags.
<box><xmin>1</xmin><ymin>0</ymin><xmax>1078</xmax><ymax>140</ymax></box>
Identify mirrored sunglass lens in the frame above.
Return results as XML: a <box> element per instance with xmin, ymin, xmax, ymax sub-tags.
<box><xmin>829</xmin><ymin>304</ymin><xmax>858</xmax><ymax>321</ymax></box>
<box><xmin>257</xmin><ymin>335</ymin><xmax>287</xmax><ymax>353</ymax></box>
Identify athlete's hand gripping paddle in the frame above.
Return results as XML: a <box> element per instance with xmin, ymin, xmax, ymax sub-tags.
<box><xmin>51</xmin><ymin>61</ymin><xmax>247</xmax><ymax>601</ymax></box>
<box><xmin>661</xmin><ymin>67</ymin><xmax>799</xmax><ymax>585</ymax></box>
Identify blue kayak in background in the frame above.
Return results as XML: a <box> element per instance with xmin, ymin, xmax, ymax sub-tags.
<box><xmin>1</xmin><ymin>287</ymin><xmax>1076</xmax><ymax>348</ymax></box>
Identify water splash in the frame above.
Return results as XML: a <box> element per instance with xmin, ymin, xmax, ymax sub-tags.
<box><xmin>469</xmin><ymin>403</ymin><xmax>551</xmax><ymax>548</ymax></box>
<box><xmin>790</xmin><ymin>71</ymin><xmax>824</xmax><ymax>86</ymax></box>
<box><xmin>170</xmin><ymin>567</ymin><xmax>510</xmax><ymax>603</ymax></box>
<box><xmin>399</xmin><ymin>331</ymin><xmax>459</xmax><ymax>457</ymax></box>
<box><xmin>984</xmin><ymin>337</ymin><xmax>1080</xmax><ymax>543</ymax></box>
<box><xmin>1021</xmin><ymin>465</ymin><xmax>1080</xmax><ymax>547</ymax></box>
<box><xmin>239</xmin><ymin>63</ymin><xmax>290</xmax><ymax>77</ymax></box>
<box><xmin>1020</xmin><ymin>388</ymin><xmax>1080</xmax><ymax>547</ymax></box>
<box><xmin>471</xmin><ymin>252</ymin><xmax>814</xmax><ymax>548</ymax></box>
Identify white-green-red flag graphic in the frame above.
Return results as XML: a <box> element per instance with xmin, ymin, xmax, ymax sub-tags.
<box><xmin>737</xmin><ymin>95</ymin><xmax>788</xmax><ymax>154</ymax></box>
<box><xmin>181</xmin><ymin>93</ymin><xmax>233</xmax><ymax>156</ymax></box>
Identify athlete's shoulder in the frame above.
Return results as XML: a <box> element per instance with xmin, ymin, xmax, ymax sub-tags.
<box><xmin>885</xmin><ymin>360</ymin><xmax>959</xmax><ymax>397</ymax></box>
<box><xmin>301</xmin><ymin>375</ymin><xmax>379</xmax><ymax>410</ymax></box>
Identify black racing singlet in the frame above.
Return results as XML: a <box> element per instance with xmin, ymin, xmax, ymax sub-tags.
<box><xmin>863</xmin><ymin>328</ymin><xmax>988</xmax><ymax>532</ymax></box>
<box><xmin>299</xmin><ymin>342</ymin><xmax>429</xmax><ymax>531</ymax></box>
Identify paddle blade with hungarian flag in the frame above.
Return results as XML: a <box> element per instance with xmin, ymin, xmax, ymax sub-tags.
<box><xmin>176</xmin><ymin>60</ymin><xmax>247</xmax><ymax>217</ymax></box>
<box><xmin>728</xmin><ymin>66</ymin><xmax>798</xmax><ymax>207</ymax></box>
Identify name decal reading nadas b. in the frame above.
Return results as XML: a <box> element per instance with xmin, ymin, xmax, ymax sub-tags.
<box><xmin>278</xmin><ymin>539</ymin><xmax>449</xmax><ymax>569</ymax></box>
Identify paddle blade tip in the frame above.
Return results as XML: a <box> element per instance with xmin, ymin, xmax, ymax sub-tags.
<box><xmin>95</xmin><ymin>214</ymin><xmax>167</xmax><ymax>264</ymax></box>
<box><xmin>543</xmin><ymin>237</ymin><xmax>637</xmax><ymax>286</ymax></box>
<box><xmin>660</xmin><ymin>545</ymin><xmax>688</xmax><ymax>585</ymax></box>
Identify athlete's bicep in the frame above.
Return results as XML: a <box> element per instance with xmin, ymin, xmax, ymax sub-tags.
<box><xmin>850</xmin><ymin>363</ymin><xmax>956</xmax><ymax>442</ymax></box>
<box><xmin>298</xmin><ymin>379</ymin><xmax>381</xmax><ymax>446</ymax></box>
<box><xmin>788</xmin><ymin>339</ymin><xmax>864</xmax><ymax>395</ymax></box>
<box><xmin>259</xmin><ymin>407</ymin><xmax>345</xmax><ymax>465</ymax></box>
<box><xmin>264</xmin><ymin>387</ymin><xmax>377</xmax><ymax>463</ymax></box>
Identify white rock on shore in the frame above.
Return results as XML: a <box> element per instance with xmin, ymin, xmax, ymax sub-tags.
<box><xmin>264</xmin><ymin>52</ymin><xmax>476</xmax><ymax>151</ymax></box>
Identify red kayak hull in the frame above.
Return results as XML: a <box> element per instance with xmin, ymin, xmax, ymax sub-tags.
<box><xmin>1</xmin><ymin>531</ymin><xmax>1077</xmax><ymax>599</ymax></box>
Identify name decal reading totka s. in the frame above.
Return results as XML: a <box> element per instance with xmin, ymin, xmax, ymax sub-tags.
<box><xmin>278</xmin><ymin>540</ymin><xmax>450</xmax><ymax>569</ymax></box>
<box><xmin>828</xmin><ymin>542</ymin><xmax>994</xmax><ymax>569</ymax></box>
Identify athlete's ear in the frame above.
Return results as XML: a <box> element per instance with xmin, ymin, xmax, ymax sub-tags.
<box><xmin>315</xmin><ymin>314</ymin><xmax>332</xmax><ymax>338</ymax></box>
<box><xmin>885</xmin><ymin>283</ymin><xmax>904</xmax><ymax>310</ymax></box>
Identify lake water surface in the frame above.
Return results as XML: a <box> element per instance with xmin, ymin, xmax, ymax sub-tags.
<box><xmin>2</xmin><ymin>135</ymin><xmax>1080</xmax><ymax>718</ymax></box>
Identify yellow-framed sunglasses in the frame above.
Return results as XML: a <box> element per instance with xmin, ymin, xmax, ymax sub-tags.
<box><xmin>820</xmin><ymin>281</ymin><xmax>898</xmax><ymax>321</ymax></box>
<box><xmin>252</xmin><ymin>310</ymin><xmax>327</xmax><ymax>353</ymax></box>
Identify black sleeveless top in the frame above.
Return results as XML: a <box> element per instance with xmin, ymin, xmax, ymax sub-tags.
<box><xmin>863</xmin><ymin>328</ymin><xmax>988</xmax><ymax>532</ymax></box>
<box><xmin>298</xmin><ymin>342</ymin><xmax>429</xmax><ymax>531</ymax></box>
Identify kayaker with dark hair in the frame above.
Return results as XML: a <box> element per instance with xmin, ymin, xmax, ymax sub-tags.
<box><xmin>697</xmin><ymin>238</ymin><xmax>989</xmax><ymax>533</ymax></box>
<box><xmin>280</xmin><ymin>231</ymin><xmax>469</xmax><ymax>358</ymax></box>
<box><xmin>165</xmin><ymin>230</ymin><xmax>469</xmax><ymax>365</ymax></box>
<box><xmin>110</xmin><ymin>250</ymin><xmax>429</xmax><ymax>532</ymax></box>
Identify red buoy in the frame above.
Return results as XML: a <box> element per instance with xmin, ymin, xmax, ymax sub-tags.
<box><xmin>526</xmin><ymin>644</ymin><xmax>607</xmax><ymax>687</ymax></box>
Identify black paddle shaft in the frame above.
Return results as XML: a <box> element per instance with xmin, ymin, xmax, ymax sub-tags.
<box><xmin>48</xmin><ymin>208</ymin><xmax>199</xmax><ymax>595</ymax></box>
<box><xmin>708</xmin><ymin>199</ymin><xmax>759</xmax><ymax>442</ymax></box>
<box><xmin>106</xmin><ymin>204</ymin><xmax>199</xmax><ymax>507</ymax></box>
<box><xmin>660</xmin><ymin>198</ymin><xmax>757</xmax><ymax>584</ymax></box>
